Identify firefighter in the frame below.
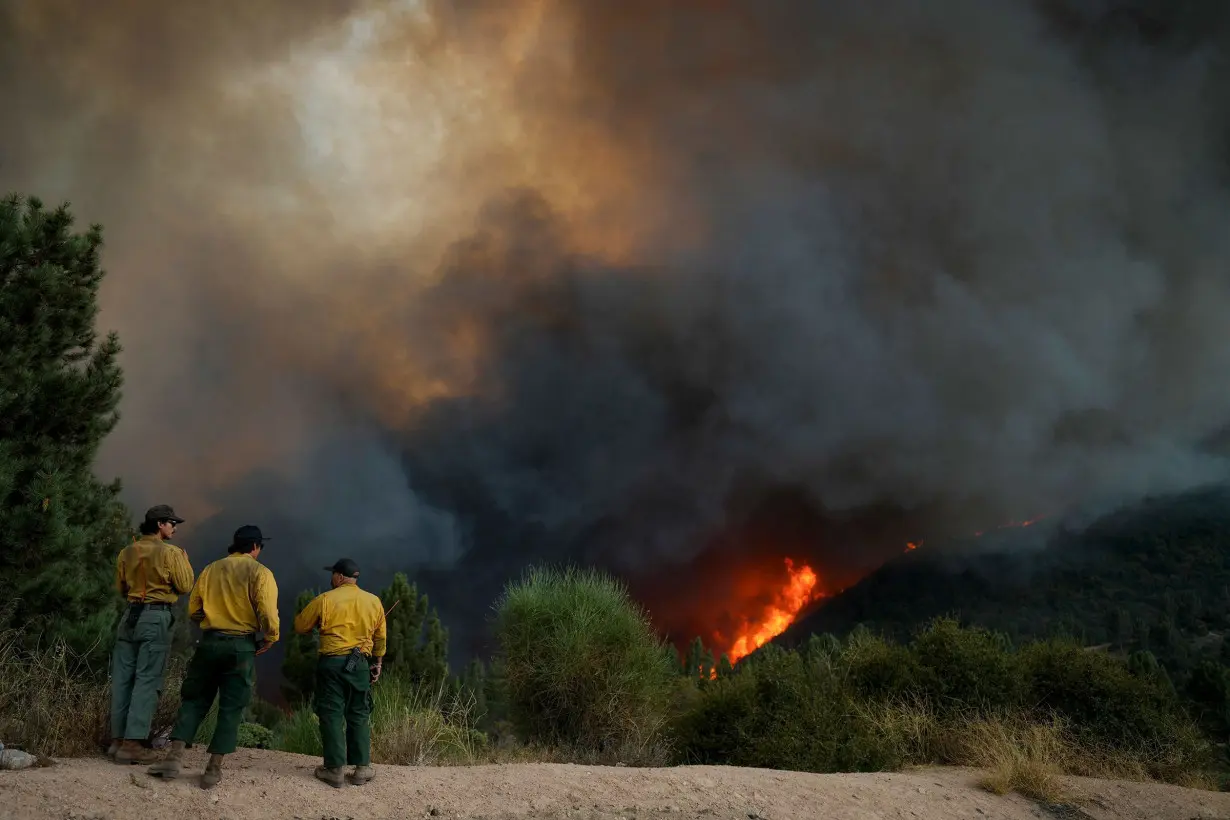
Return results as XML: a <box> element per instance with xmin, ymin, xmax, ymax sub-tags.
<box><xmin>293</xmin><ymin>558</ymin><xmax>388</xmax><ymax>788</ymax></box>
<box><xmin>109</xmin><ymin>504</ymin><xmax>194</xmax><ymax>764</ymax></box>
<box><xmin>147</xmin><ymin>525</ymin><xmax>279</xmax><ymax>789</ymax></box>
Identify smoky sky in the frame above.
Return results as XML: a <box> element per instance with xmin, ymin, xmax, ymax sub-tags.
<box><xmin>4</xmin><ymin>0</ymin><xmax>1230</xmax><ymax>659</ymax></box>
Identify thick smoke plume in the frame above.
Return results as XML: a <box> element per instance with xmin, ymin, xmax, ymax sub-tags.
<box><xmin>4</xmin><ymin>0</ymin><xmax>1230</xmax><ymax>655</ymax></box>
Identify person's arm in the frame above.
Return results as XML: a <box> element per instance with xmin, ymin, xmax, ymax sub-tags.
<box><xmin>115</xmin><ymin>550</ymin><xmax>128</xmax><ymax>599</ymax></box>
<box><xmin>293</xmin><ymin>594</ymin><xmax>323</xmax><ymax>635</ymax></box>
<box><xmin>170</xmin><ymin>548</ymin><xmax>195</xmax><ymax>596</ymax></box>
<box><xmin>253</xmin><ymin>569</ymin><xmax>280</xmax><ymax>654</ymax></box>
<box><xmin>188</xmin><ymin>568</ymin><xmax>205</xmax><ymax>622</ymax></box>
<box><xmin>370</xmin><ymin>599</ymin><xmax>388</xmax><ymax>682</ymax></box>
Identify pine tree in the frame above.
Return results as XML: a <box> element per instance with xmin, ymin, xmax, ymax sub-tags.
<box><xmin>379</xmin><ymin>573</ymin><xmax>427</xmax><ymax>674</ymax></box>
<box><xmin>377</xmin><ymin>572</ymin><xmax>450</xmax><ymax>687</ymax></box>
<box><xmin>280</xmin><ymin>589</ymin><xmax>320</xmax><ymax>706</ymax></box>
<box><xmin>717</xmin><ymin>652</ymin><xmax>733</xmax><ymax>677</ymax></box>
<box><xmin>684</xmin><ymin>636</ymin><xmax>714</xmax><ymax>681</ymax></box>
<box><xmin>0</xmin><ymin>194</ymin><xmax>131</xmax><ymax>665</ymax></box>
<box><xmin>419</xmin><ymin>609</ymin><xmax>450</xmax><ymax>687</ymax></box>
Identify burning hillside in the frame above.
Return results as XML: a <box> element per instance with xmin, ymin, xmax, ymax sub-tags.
<box><xmin>722</xmin><ymin>559</ymin><xmax>821</xmax><ymax>664</ymax></box>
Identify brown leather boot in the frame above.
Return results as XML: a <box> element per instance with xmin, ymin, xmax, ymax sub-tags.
<box><xmin>115</xmin><ymin>740</ymin><xmax>159</xmax><ymax>765</ymax></box>
<box><xmin>314</xmin><ymin>765</ymin><xmax>346</xmax><ymax>788</ymax></box>
<box><xmin>347</xmin><ymin>765</ymin><xmax>374</xmax><ymax>785</ymax></box>
<box><xmin>200</xmin><ymin>754</ymin><xmax>224</xmax><ymax>789</ymax></box>
<box><xmin>147</xmin><ymin>740</ymin><xmax>186</xmax><ymax>779</ymax></box>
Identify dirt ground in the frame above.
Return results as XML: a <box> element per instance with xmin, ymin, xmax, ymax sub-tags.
<box><xmin>2</xmin><ymin>748</ymin><xmax>1229</xmax><ymax>820</ymax></box>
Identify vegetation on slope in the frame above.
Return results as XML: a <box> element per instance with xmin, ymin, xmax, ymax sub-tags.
<box><xmin>776</xmin><ymin>484</ymin><xmax>1230</xmax><ymax>750</ymax></box>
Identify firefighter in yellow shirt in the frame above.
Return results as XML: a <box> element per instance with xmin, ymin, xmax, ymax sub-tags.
<box><xmin>109</xmin><ymin>504</ymin><xmax>194</xmax><ymax>764</ymax></box>
<box><xmin>294</xmin><ymin>558</ymin><xmax>388</xmax><ymax>788</ymax></box>
<box><xmin>148</xmin><ymin>525</ymin><xmax>279</xmax><ymax>789</ymax></box>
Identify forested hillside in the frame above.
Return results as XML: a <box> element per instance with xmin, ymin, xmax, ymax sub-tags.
<box><xmin>780</xmin><ymin>484</ymin><xmax>1230</xmax><ymax>678</ymax></box>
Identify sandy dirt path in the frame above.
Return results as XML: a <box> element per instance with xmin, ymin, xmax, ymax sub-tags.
<box><xmin>2</xmin><ymin>748</ymin><xmax>1229</xmax><ymax>820</ymax></box>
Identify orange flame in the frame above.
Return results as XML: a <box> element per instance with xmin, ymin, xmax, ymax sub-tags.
<box><xmin>726</xmin><ymin>559</ymin><xmax>819</xmax><ymax>665</ymax></box>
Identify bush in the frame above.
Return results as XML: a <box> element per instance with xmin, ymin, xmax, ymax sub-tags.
<box><xmin>672</xmin><ymin>619</ymin><xmax>1213</xmax><ymax>788</ymax></box>
<box><xmin>237</xmin><ymin>722</ymin><xmax>274</xmax><ymax>749</ymax></box>
<box><xmin>909</xmin><ymin>619</ymin><xmax>1024</xmax><ymax>712</ymax></box>
<box><xmin>675</xmin><ymin>644</ymin><xmax>903</xmax><ymax>772</ymax></box>
<box><xmin>493</xmin><ymin>566</ymin><xmax>674</xmax><ymax>763</ymax></box>
<box><xmin>1020</xmin><ymin>639</ymin><xmax>1191</xmax><ymax>752</ymax></box>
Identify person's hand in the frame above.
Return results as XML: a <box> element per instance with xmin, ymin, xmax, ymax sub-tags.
<box><xmin>255</xmin><ymin>640</ymin><xmax>274</xmax><ymax>656</ymax></box>
<box><xmin>370</xmin><ymin>661</ymin><xmax>382</xmax><ymax>683</ymax></box>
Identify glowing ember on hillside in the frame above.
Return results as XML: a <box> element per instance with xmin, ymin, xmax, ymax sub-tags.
<box><xmin>726</xmin><ymin>559</ymin><xmax>819</xmax><ymax>665</ymax></box>
<box><xmin>906</xmin><ymin>515</ymin><xmax>1047</xmax><ymax>551</ymax></box>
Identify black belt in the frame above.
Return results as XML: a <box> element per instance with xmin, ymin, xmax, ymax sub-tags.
<box><xmin>124</xmin><ymin>600</ymin><xmax>171</xmax><ymax>627</ymax></box>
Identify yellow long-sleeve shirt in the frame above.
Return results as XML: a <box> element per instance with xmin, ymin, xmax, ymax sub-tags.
<box><xmin>116</xmin><ymin>535</ymin><xmax>194</xmax><ymax>604</ymax></box>
<box><xmin>188</xmin><ymin>553</ymin><xmax>280</xmax><ymax>643</ymax></box>
<box><xmin>293</xmin><ymin>583</ymin><xmax>387</xmax><ymax>658</ymax></box>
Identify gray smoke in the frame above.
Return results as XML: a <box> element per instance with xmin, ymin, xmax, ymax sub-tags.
<box><xmin>4</xmin><ymin>0</ymin><xmax>1230</xmax><ymax>655</ymax></box>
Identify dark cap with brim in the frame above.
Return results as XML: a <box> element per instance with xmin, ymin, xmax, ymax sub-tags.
<box><xmin>231</xmin><ymin>524</ymin><xmax>270</xmax><ymax>545</ymax></box>
<box><xmin>145</xmin><ymin>504</ymin><xmax>184</xmax><ymax>525</ymax></box>
<box><xmin>325</xmin><ymin>558</ymin><xmax>360</xmax><ymax>578</ymax></box>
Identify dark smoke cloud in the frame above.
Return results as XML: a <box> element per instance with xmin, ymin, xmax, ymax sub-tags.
<box><xmin>4</xmin><ymin>0</ymin><xmax>1230</xmax><ymax>660</ymax></box>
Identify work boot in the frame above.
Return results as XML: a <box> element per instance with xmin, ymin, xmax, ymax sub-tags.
<box><xmin>315</xmin><ymin>766</ymin><xmax>346</xmax><ymax>788</ymax></box>
<box><xmin>105</xmin><ymin>740</ymin><xmax>119</xmax><ymax>759</ymax></box>
<box><xmin>147</xmin><ymin>740</ymin><xmax>186</xmax><ymax>779</ymax></box>
<box><xmin>200</xmin><ymin>754</ymin><xmax>224</xmax><ymax>789</ymax></box>
<box><xmin>115</xmin><ymin>740</ymin><xmax>159</xmax><ymax>765</ymax></box>
<box><xmin>347</xmin><ymin>765</ymin><xmax>374</xmax><ymax>785</ymax></box>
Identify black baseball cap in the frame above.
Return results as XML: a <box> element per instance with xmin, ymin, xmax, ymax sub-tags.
<box><xmin>232</xmin><ymin>524</ymin><xmax>271</xmax><ymax>545</ymax></box>
<box><xmin>325</xmin><ymin>558</ymin><xmax>360</xmax><ymax>578</ymax></box>
<box><xmin>144</xmin><ymin>504</ymin><xmax>184</xmax><ymax>525</ymax></box>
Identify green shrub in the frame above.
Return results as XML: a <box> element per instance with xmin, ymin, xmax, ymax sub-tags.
<box><xmin>842</xmin><ymin>628</ymin><xmax>920</xmax><ymax>702</ymax></box>
<box><xmin>908</xmin><ymin>619</ymin><xmax>1024</xmax><ymax>713</ymax></box>
<box><xmin>493</xmin><ymin>565</ymin><xmax>674</xmax><ymax>763</ymax></box>
<box><xmin>237</xmin><ymin>722</ymin><xmax>274</xmax><ymax>749</ymax></box>
<box><xmin>675</xmin><ymin>644</ymin><xmax>902</xmax><ymax>772</ymax></box>
<box><xmin>273</xmin><ymin>707</ymin><xmax>323</xmax><ymax>757</ymax></box>
<box><xmin>673</xmin><ymin>620</ymin><xmax>1212</xmax><ymax>786</ymax></box>
<box><xmin>1020</xmin><ymin>639</ymin><xmax>1186</xmax><ymax>749</ymax></box>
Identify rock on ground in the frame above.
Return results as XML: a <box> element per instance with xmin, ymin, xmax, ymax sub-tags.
<box><xmin>0</xmin><ymin>748</ymin><xmax>1228</xmax><ymax>820</ymax></box>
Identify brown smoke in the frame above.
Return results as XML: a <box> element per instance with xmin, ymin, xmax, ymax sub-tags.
<box><xmin>4</xmin><ymin>0</ymin><xmax>1230</xmax><ymax>652</ymax></box>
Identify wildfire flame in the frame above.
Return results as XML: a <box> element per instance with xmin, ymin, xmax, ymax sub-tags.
<box><xmin>726</xmin><ymin>558</ymin><xmax>820</xmax><ymax>666</ymax></box>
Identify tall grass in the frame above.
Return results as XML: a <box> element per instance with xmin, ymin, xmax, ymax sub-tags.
<box><xmin>274</xmin><ymin>675</ymin><xmax>485</xmax><ymax>765</ymax></box>
<box><xmin>0</xmin><ymin>625</ymin><xmax>182</xmax><ymax>756</ymax></box>
<box><xmin>493</xmin><ymin>565</ymin><xmax>675</xmax><ymax>764</ymax></box>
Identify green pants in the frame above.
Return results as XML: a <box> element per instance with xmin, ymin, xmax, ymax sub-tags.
<box><xmin>315</xmin><ymin>654</ymin><xmax>373</xmax><ymax>769</ymax></box>
<box><xmin>170</xmin><ymin>632</ymin><xmax>256</xmax><ymax>755</ymax></box>
<box><xmin>109</xmin><ymin>605</ymin><xmax>173</xmax><ymax>741</ymax></box>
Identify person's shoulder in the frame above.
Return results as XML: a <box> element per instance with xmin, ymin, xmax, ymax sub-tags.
<box><xmin>159</xmin><ymin>540</ymin><xmax>188</xmax><ymax>556</ymax></box>
<box><xmin>360</xmin><ymin>588</ymin><xmax>384</xmax><ymax>608</ymax></box>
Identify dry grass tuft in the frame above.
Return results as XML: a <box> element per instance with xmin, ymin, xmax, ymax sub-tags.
<box><xmin>962</xmin><ymin>717</ymin><xmax>1070</xmax><ymax>803</ymax></box>
<box><xmin>370</xmin><ymin>678</ymin><xmax>482</xmax><ymax>766</ymax></box>
<box><xmin>851</xmin><ymin>701</ymin><xmax>1210</xmax><ymax>802</ymax></box>
<box><xmin>0</xmin><ymin>626</ymin><xmax>184</xmax><ymax>757</ymax></box>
